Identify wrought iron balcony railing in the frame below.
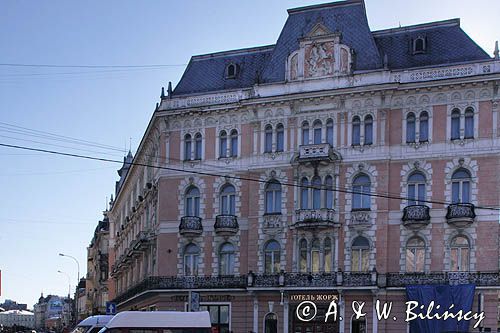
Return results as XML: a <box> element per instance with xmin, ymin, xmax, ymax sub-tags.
<box><xmin>214</xmin><ymin>214</ymin><xmax>239</xmax><ymax>235</ymax></box>
<box><xmin>179</xmin><ymin>216</ymin><xmax>203</xmax><ymax>236</ymax></box>
<box><xmin>112</xmin><ymin>271</ymin><xmax>500</xmax><ymax>304</ymax></box>
<box><xmin>295</xmin><ymin>208</ymin><xmax>337</xmax><ymax>229</ymax></box>
<box><xmin>446</xmin><ymin>203</ymin><xmax>476</xmax><ymax>228</ymax></box>
<box><xmin>402</xmin><ymin>205</ymin><xmax>431</xmax><ymax>229</ymax></box>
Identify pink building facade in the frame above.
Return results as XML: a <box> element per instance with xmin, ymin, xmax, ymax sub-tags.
<box><xmin>107</xmin><ymin>1</ymin><xmax>500</xmax><ymax>332</ymax></box>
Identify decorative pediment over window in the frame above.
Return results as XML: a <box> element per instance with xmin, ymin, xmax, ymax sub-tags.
<box><xmin>287</xmin><ymin>23</ymin><xmax>353</xmax><ymax>81</ymax></box>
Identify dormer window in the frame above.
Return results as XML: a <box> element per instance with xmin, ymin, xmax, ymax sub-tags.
<box><xmin>413</xmin><ymin>37</ymin><xmax>426</xmax><ymax>54</ymax></box>
<box><xmin>226</xmin><ymin>63</ymin><xmax>239</xmax><ymax>79</ymax></box>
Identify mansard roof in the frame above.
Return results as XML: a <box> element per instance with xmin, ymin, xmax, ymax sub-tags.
<box><xmin>172</xmin><ymin>0</ymin><xmax>491</xmax><ymax>96</ymax></box>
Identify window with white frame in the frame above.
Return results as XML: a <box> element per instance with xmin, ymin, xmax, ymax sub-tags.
<box><xmin>302</xmin><ymin>121</ymin><xmax>310</xmax><ymax>145</ymax></box>
<box><xmin>219</xmin><ymin>242</ymin><xmax>235</xmax><ymax>275</ymax></box>
<box><xmin>184</xmin><ymin>134</ymin><xmax>192</xmax><ymax>160</ymax></box>
<box><xmin>450</xmin><ymin>107</ymin><xmax>475</xmax><ymax>141</ymax></box>
<box><xmin>184</xmin><ymin>133</ymin><xmax>202</xmax><ymax>161</ymax></box>
<box><xmin>230</xmin><ymin>129</ymin><xmax>238</xmax><ymax>157</ymax></box>
<box><xmin>297</xmin><ymin>238</ymin><xmax>333</xmax><ymax>273</ymax></box>
<box><xmin>194</xmin><ymin>133</ymin><xmax>202</xmax><ymax>160</ymax></box>
<box><xmin>419</xmin><ymin>111</ymin><xmax>429</xmax><ymax>142</ymax></box>
<box><xmin>276</xmin><ymin>123</ymin><xmax>284</xmax><ymax>152</ymax></box>
<box><xmin>313</xmin><ymin>120</ymin><xmax>322</xmax><ymax>144</ymax></box>
<box><xmin>184</xmin><ymin>243</ymin><xmax>199</xmax><ymax>276</ymax></box>
<box><xmin>264</xmin><ymin>240</ymin><xmax>281</xmax><ymax>274</ymax></box>
<box><xmin>406</xmin><ymin>237</ymin><xmax>425</xmax><ymax>272</ymax></box>
<box><xmin>324</xmin><ymin>175</ymin><xmax>334</xmax><ymax>209</ymax></box>
<box><xmin>364</xmin><ymin>115</ymin><xmax>373</xmax><ymax>145</ymax></box>
<box><xmin>185</xmin><ymin>186</ymin><xmax>200</xmax><ymax>216</ymax></box>
<box><xmin>352</xmin><ymin>116</ymin><xmax>361</xmax><ymax>145</ymax></box>
<box><xmin>406</xmin><ymin>112</ymin><xmax>416</xmax><ymax>143</ymax></box>
<box><xmin>219</xmin><ymin>130</ymin><xmax>228</xmax><ymax>158</ymax></box>
<box><xmin>326</xmin><ymin>118</ymin><xmax>334</xmax><ymax>145</ymax></box>
<box><xmin>300</xmin><ymin>177</ymin><xmax>309</xmax><ymax>209</ymax></box>
<box><xmin>265</xmin><ymin>180</ymin><xmax>282</xmax><ymax>214</ymax></box>
<box><xmin>451</xmin><ymin>109</ymin><xmax>461</xmax><ymax>140</ymax></box>
<box><xmin>220</xmin><ymin>184</ymin><xmax>236</xmax><ymax>215</ymax></box>
<box><xmin>450</xmin><ymin>236</ymin><xmax>470</xmax><ymax>272</ymax></box>
<box><xmin>352</xmin><ymin>174</ymin><xmax>371</xmax><ymax>210</ymax></box>
<box><xmin>312</xmin><ymin>176</ymin><xmax>322</xmax><ymax>209</ymax></box>
<box><xmin>351</xmin><ymin>236</ymin><xmax>370</xmax><ymax>272</ymax></box>
<box><xmin>264</xmin><ymin>125</ymin><xmax>273</xmax><ymax>153</ymax></box>
<box><xmin>464</xmin><ymin>107</ymin><xmax>474</xmax><ymax>139</ymax></box>
<box><xmin>451</xmin><ymin>168</ymin><xmax>471</xmax><ymax>203</ymax></box>
<box><xmin>407</xmin><ymin>171</ymin><xmax>426</xmax><ymax>206</ymax></box>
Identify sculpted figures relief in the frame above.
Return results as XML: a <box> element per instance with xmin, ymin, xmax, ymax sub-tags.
<box><xmin>305</xmin><ymin>42</ymin><xmax>334</xmax><ymax>78</ymax></box>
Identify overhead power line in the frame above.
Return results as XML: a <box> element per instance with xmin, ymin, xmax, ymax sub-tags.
<box><xmin>1</xmin><ymin>142</ymin><xmax>499</xmax><ymax>212</ymax></box>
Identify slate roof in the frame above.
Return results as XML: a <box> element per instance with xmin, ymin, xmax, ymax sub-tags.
<box><xmin>373</xmin><ymin>19</ymin><xmax>490</xmax><ymax>70</ymax></box>
<box><xmin>172</xmin><ymin>0</ymin><xmax>491</xmax><ymax>96</ymax></box>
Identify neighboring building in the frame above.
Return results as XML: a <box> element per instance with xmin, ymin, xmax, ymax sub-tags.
<box><xmin>33</xmin><ymin>294</ymin><xmax>72</xmax><ymax>330</ymax></box>
<box><xmin>85</xmin><ymin>212</ymin><xmax>110</xmax><ymax>315</ymax></box>
<box><xmin>0</xmin><ymin>309</ymin><xmax>35</xmax><ymax>329</ymax></box>
<box><xmin>75</xmin><ymin>278</ymin><xmax>87</xmax><ymax>321</ymax></box>
<box><xmin>106</xmin><ymin>0</ymin><xmax>500</xmax><ymax>332</ymax></box>
<box><xmin>0</xmin><ymin>300</ymin><xmax>28</xmax><ymax>311</ymax></box>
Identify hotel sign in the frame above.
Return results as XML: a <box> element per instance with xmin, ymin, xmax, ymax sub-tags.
<box><xmin>289</xmin><ymin>293</ymin><xmax>338</xmax><ymax>303</ymax></box>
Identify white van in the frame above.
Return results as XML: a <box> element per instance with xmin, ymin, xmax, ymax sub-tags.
<box><xmin>71</xmin><ymin>315</ymin><xmax>115</xmax><ymax>333</ymax></box>
<box><xmin>97</xmin><ymin>311</ymin><xmax>212</xmax><ymax>333</ymax></box>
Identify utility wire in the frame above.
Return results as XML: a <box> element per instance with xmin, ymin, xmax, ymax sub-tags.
<box><xmin>0</xmin><ymin>63</ymin><xmax>187</xmax><ymax>68</ymax></box>
<box><xmin>1</xmin><ymin>142</ymin><xmax>499</xmax><ymax>212</ymax></box>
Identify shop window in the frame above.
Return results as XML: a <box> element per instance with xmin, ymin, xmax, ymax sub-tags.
<box><xmin>199</xmin><ymin>304</ymin><xmax>230</xmax><ymax>333</ymax></box>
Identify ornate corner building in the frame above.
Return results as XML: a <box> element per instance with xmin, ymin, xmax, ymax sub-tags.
<box><xmin>104</xmin><ymin>0</ymin><xmax>500</xmax><ymax>332</ymax></box>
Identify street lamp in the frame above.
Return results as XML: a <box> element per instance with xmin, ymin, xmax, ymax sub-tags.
<box><xmin>59</xmin><ymin>253</ymin><xmax>81</xmax><ymax>323</ymax></box>
<box><xmin>57</xmin><ymin>270</ymin><xmax>71</xmax><ymax>297</ymax></box>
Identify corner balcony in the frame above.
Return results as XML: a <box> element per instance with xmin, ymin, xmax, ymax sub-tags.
<box><xmin>446</xmin><ymin>203</ymin><xmax>476</xmax><ymax>228</ymax></box>
<box><xmin>402</xmin><ymin>205</ymin><xmax>431</xmax><ymax>229</ymax></box>
<box><xmin>298</xmin><ymin>143</ymin><xmax>332</xmax><ymax>162</ymax></box>
<box><xmin>179</xmin><ymin>216</ymin><xmax>203</xmax><ymax>237</ymax></box>
<box><xmin>214</xmin><ymin>214</ymin><xmax>239</xmax><ymax>236</ymax></box>
<box><xmin>294</xmin><ymin>208</ymin><xmax>337</xmax><ymax>229</ymax></box>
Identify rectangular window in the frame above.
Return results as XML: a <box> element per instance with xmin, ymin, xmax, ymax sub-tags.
<box><xmin>452</xmin><ymin>182</ymin><xmax>460</xmax><ymax>203</ymax></box>
<box><xmin>313</xmin><ymin>128</ymin><xmax>322</xmax><ymax>144</ymax></box>
<box><xmin>462</xmin><ymin>181</ymin><xmax>470</xmax><ymax>203</ymax></box>
<box><xmin>419</xmin><ymin>119</ymin><xmax>428</xmax><ymax>142</ymax></box>
<box><xmin>302</xmin><ymin>128</ymin><xmax>309</xmax><ymax>145</ymax></box>
<box><xmin>352</xmin><ymin>125</ymin><xmax>360</xmax><ymax>145</ymax></box>
<box><xmin>265</xmin><ymin>132</ymin><xmax>273</xmax><ymax>153</ymax></box>
<box><xmin>464</xmin><ymin>116</ymin><xmax>474</xmax><ymax>139</ymax></box>
<box><xmin>276</xmin><ymin>131</ymin><xmax>284</xmax><ymax>152</ymax></box>
<box><xmin>274</xmin><ymin>190</ymin><xmax>281</xmax><ymax>213</ymax></box>
<box><xmin>230</xmin><ymin>137</ymin><xmax>238</xmax><ymax>157</ymax></box>
<box><xmin>407</xmin><ymin>121</ymin><xmax>416</xmax><ymax>143</ymax></box>
<box><xmin>327</xmin><ymin>126</ymin><xmax>334</xmax><ymax>145</ymax></box>
<box><xmin>364</xmin><ymin>123</ymin><xmax>373</xmax><ymax>145</ymax></box>
<box><xmin>451</xmin><ymin>117</ymin><xmax>460</xmax><ymax>140</ymax></box>
<box><xmin>408</xmin><ymin>184</ymin><xmax>416</xmax><ymax>206</ymax></box>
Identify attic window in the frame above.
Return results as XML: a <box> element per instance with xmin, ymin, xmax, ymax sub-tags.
<box><xmin>413</xmin><ymin>37</ymin><xmax>426</xmax><ymax>54</ymax></box>
<box><xmin>226</xmin><ymin>63</ymin><xmax>239</xmax><ymax>79</ymax></box>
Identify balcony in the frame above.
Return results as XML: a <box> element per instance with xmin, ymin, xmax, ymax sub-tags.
<box><xmin>179</xmin><ymin>216</ymin><xmax>203</xmax><ymax>237</ymax></box>
<box><xmin>402</xmin><ymin>205</ymin><xmax>430</xmax><ymax>229</ymax></box>
<box><xmin>298</xmin><ymin>143</ymin><xmax>333</xmax><ymax>162</ymax></box>
<box><xmin>446</xmin><ymin>203</ymin><xmax>476</xmax><ymax>228</ymax></box>
<box><xmin>348</xmin><ymin>210</ymin><xmax>371</xmax><ymax>229</ymax></box>
<box><xmin>385</xmin><ymin>271</ymin><xmax>499</xmax><ymax>287</ymax></box>
<box><xmin>294</xmin><ymin>208</ymin><xmax>337</xmax><ymax>229</ymax></box>
<box><xmin>214</xmin><ymin>215</ymin><xmax>239</xmax><ymax>235</ymax></box>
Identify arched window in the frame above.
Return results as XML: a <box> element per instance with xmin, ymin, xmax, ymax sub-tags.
<box><xmin>313</xmin><ymin>120</ymin><xmax>322</xmax><ymax>144</ymax></box>
<box><xmin>419</xmin><ymin>111</ymin><xmax>429</xmax><ymax>142</ymax></box>
<box><xmin>185</xmin><ymin>186</ymin><xmax>200</xmax><ymax>217</ymax></box>
<box><xmin>264</xmin><ymin>240</ymin><xmax>281</xmax><ymax>274</ymax></box>
<box><xmin>364</xmin><ymin>115</ymin><xmax>373</xmax><ymax>145</ymax></box>
<box><xmin>407</xmin><ymin>172</ymin><xmax>426</xmax><ymax>206</ymax></box>
<box><xmin>264</xmin><ymin>125</ymin><xmax>273</xmax><ymax>153</ymax></box>
<box><xmin>326</xmin><ymin>119</ymin><xmax>334</xmax><ymax>145</ymax></box>
<box><xmin>406</xmin><ymin>112</ymin><xmax>416</xmax><ymax>143</ymax></box>
<box><xmin>464</xmin><ymin>107</ymin><xmax>474</xmax><ymax>139</ymax></box>
<box><xmin>406</xmin><ymin>237</ymin><xmax>425</xmax><ymax>272</ymax></box>
<box><xmin>219</xmin><ymin>130</ymin><xmax>227</xmax><ymax>158</ymax></box>
<box><xmin>299</xmin><ymin>239</ymin><xmax>307</xmax><ymax>273</ymax></box>
<box><xmin>311</xmin><ymin>239</ymin><xmax>320</xmax><ymax>273</ymax></box>
<box><xmin>184</xmin><ymin>134</ymin><xmax>192</xmax><ymax>160</ymax></box>
<box><xmin>324</xmin><ymin>175</ymin><xmax>334</xmax><ymax>209</ymax></box>
<box><xmin>450</xmin><ymin>236</ymin><xmax>470</xmax><ymax>272</ymax></box>
<box><xmin>452</xmin><ymin>168</ymin><xmax>471</xmax><ymax>203</ymax></box>
<box><xmin>184</xmin><ymin>243</ymin><xmax>199</xmax><ymax>276</ymax></box>
<box><xmin>324</xmin><ymin>238</ymin><xmax>332</xmax><ymax>272</ymax></box>
<box><xmin>351</xmin><ymin>236</ymin><xmax>369</xmax><ymax>272</ymax></box>
<box><xmin>264</xmin><ymin>313</ymin><xmax>277</xmax><ymax>333</ymax></box>
<box><xmin>230</xmin><ymin>129</ymin><xmax>238</xmax><ymax>157</ymax></box>
<box><xmin>300</xmin><ymin>177</ymin><xmax>309</xmax><ymax>209</ymax></box>
<box><xmin>451</xmin><ymin>109</ymin><xmax>460</xmax><ymax>140</ymax></box>
<box><xmin>352</xmin><ymin>116</ymin><xmax>361</xmax><ymax>145</ymax></box>
<box><xmin>219</xmin><ymin>242</ymin><xmax>235</xmax><ymax>275</ymax></box>
<box><xmin>226</xmin><ymin>63</ymin><xmax>238</xmax><ymax>78</ymax></box>
<box><xmin>276</xmin><ymin>124</ymin><xmax>284</xmax><ymax>152</ymax></box>
<box><xmin>265</xmin><ymin>180</ymin><xmax>282</xmax><ymax>214</ymax></box>
<box><xmin>194</xmin><ymin>133</ymin><xmax>202</xmax><ymax>160</ymax></box>
<box><xmin>301</xmin><ymin>121</ymin><xmax>310</xmax><ymax>145</ymax></box>
<box><xmin>414</xmin><ymin>37</ymin><xmax>426</xmax><ymax>53</ymax></box>
<box><xmin>220</xmin><ymin>184</ymin><xmax>236</xmax><ymax>215</ymax></box>
<box><xmin>312</xmin><ymin>176</ymin><xmax>322</xmax><ymax>209</ymax></box>
<box><xmin>352</xmin><ymin>174</ymin><xmax>371</xmax><ymax>210</ymax></box>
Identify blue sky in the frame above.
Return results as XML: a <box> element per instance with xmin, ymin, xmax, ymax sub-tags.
<box><xmin>0</xmin><ymin>0</ymin><xmax>498</xmax><ymax>307</ymax></box>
